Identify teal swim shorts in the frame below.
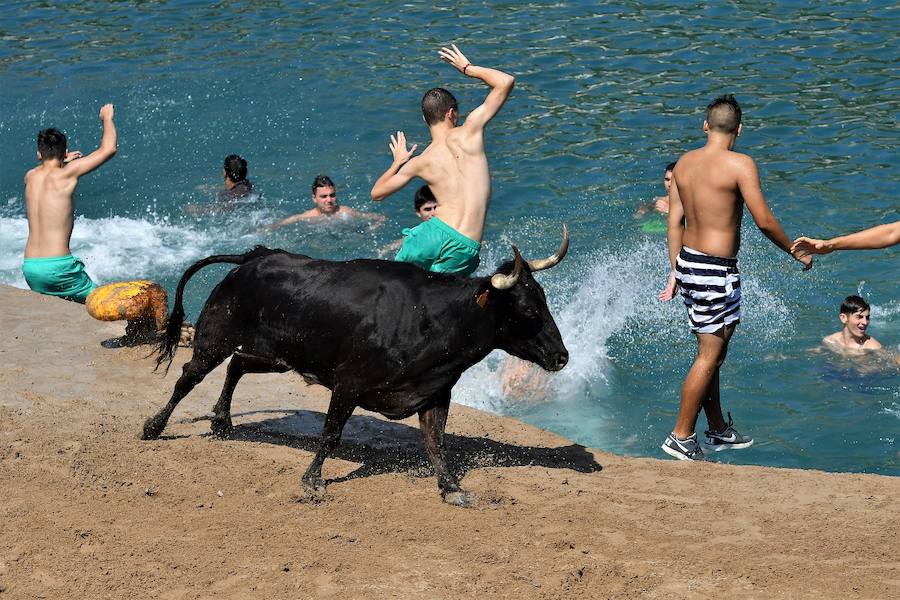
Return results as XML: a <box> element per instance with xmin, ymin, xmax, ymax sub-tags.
<box><xmin>395</xmin><ymin>216</ymin><xmax>481</xmax><ymax>276</ymax></box>
<box><xmin>22</xmin><ymin>254</ymin><xmax>97</xmax><ymax>303</ymax></box>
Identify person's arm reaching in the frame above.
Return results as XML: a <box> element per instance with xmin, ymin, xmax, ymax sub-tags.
<box><xmin>439</xmin><ymin>44</ymin><xmax>514</xmax><ymax>131</ymax></box>
<box><xmin>737</xmin><ymin>156</ymin><xmax>812</xmax><ymax>270</ymax></box>
<box><xmin>792</xmin><ymin>221</ymin><xmax>900</xmax><ymax>255</ymax></box>
<box><xmin>371</xmin><ymin>131</ymin><xmax>419</xmax><ymax>201</ymax></box>
<box><xmin>66</xmin><ymin>104</ymin><xmax>117</xmax><ymax>177</ymax></box>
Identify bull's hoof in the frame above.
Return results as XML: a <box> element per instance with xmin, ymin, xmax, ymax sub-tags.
<box><xmin>442</xmin><ymin>490</ymin><xmax>473</xmax><ymax>508</ymax></box>
<box><xmin>300</xmin><ymin>477</ymin><xmax>328</xmax><ymax>503</ymax></box>
<box><xmin>141</xmin><ymin>417</ymin><xmax>166</xmax><ymax>440</ymax></box>
<box><xmin>210</xmin><ymin>419</ymin><xmax>233</xmax><ymax>438</ymax></box>
<box><xmin>302</xmin><ymin>476</ymin><xmax>327</xmax><ymax>495</ymax></box>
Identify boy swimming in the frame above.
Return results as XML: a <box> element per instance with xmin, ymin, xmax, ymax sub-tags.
<box><xmin>823</xmin><ymin>295</ymin><xmax>882</xmax><ymax>352</ymax></box>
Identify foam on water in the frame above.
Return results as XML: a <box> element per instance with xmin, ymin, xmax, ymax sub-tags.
<box><xmin>0</xmin><ymin>212</ymin><xmax>217</xmax><ymax>288</ymax></box>
<box><xmin>454</xmin><ymin>240</ymin><xmax>682</xmax><ymax>413</ymax></box>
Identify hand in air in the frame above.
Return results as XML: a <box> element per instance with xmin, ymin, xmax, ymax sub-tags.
<box><xmin>389</xmin><ymin>131</ymin><xmax>417</xmax><ymax>164</ymax></box>
<box><xmin>791</xmin><ymin>236</ymin><xmax>832</xmax><ymax>256</ymax></box>
<box><xmin>658</xmin><ymin>272</ymin><xmax>677</xmax><ymax>301</ymax></box>
<box><xmin>438</xmin><ymin>43</ymin><xmax>471</xmax><ymax>73</ymax></box>
<box><xmin>63</xmin><ymin>150</ymin><xmax>83</xmax><ymax>163</ymax></box>
<box><xmin>654</xmin><ymin>197</ymin><xmax>670</xmax><ymax>214</ymax></box>
<box><xmin>99</xmin><ymin>103</ymin><xmax>114</xmax><ymax>120</ymax></box>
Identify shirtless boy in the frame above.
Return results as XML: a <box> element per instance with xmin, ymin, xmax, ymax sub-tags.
<box><xmin>823</xmin><ymin>295</ymin><xmax>882</xmax><ymax>352</ymax></box>
<box><xmin>270</xmin><ymin>175</ymin><xmax>384</xmax><ymax>228</ymax></box>
<box><xmin>635</xmin><ymin>161</ymin><xmax>676</xmax><ymax>217</ymax></box>
<box><xmin>23</xmin><ymin>104</ymin><xmax>117</xmax><ymax>303</ymax></box>
<box><xmin>370</xmin><ymin>44</ymin><xmax>515</xmax><ymax>275</ymax></box>
<box><xmin>658</xmin><ymin>95</ymin><xmax>812</xmax><ymax>461</ymax></box>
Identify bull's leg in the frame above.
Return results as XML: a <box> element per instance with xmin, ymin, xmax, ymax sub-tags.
<box><xmin>419</xmin><ymin>396</ymin><xmax>470</xmax><ymax>507</ymax></box>
<box><xmin>142</xmin><ymin>351</ymin><xmax>227</xmax><ymax>440</ymax></box>
<box><xmin>301</xmin><ymin>394</ymin><xmax>356</xmax><ymax>494</ymax></box>
<box><xmin>211</xmin><ymin>354</ymin><xmax>290</xmax><ymax>436</ymax></box>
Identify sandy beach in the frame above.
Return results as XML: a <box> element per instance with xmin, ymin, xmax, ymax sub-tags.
<box><xmin>1</xmin><ymin>283</ymin><xmax>898</xmax><ymax>599</ymax></box>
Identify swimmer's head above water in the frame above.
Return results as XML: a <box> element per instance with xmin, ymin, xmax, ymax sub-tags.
<box><xmin>840</xmin><ymin>295</ymin><xmax>872</xmax><ymax>338</ymax></box>
<box><xmin>311</xmin><ymin>174</ymin><xmax>338</xmax><ymax>215</ymax></box>
<box><xmin>414</xmin><ymin>184</ymin><xmax>437</xmax><ymax>221</ymax></box>
<box><xmin>223</xmin><ymin>154</ymin><xmax>248</xmax><ymax>185</ymax></box>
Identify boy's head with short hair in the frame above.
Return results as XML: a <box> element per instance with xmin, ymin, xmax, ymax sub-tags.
<box><xmin>414</xmin><ymin>184</ymin><xmax>437</xmax><ymax>221</ymax></box>
<box><xmin>37</xmin><ymin>128</ymin><xmax>67</xmax><ymax>162</ymax></box>
<box><xmin>311</xmin><ymin>174</ymin><xmax>335</xmax><ymax>196</ymax></box>
<box><xmin>839</xmin><ymin>295</ymin><xmax>872</xmax><ymax>339</ymax></box>
<box><xmin>705</xmin><ymin>94</ymin><xmax>742</xmax><ymax>134</ymax></box>
<box><xmin>421</xmin><ymin>88</ymin><xmax>458</xmax><ymax>126</ymax></box>
<box><xmin>223</xmin><ymin>154</ymin><xmax>248</xmax><ymax>183</ymax></box>
<box><xmin>840</xmin><ymin>295</ymin><xmax>870</xmax><ymax>315</ymax></box>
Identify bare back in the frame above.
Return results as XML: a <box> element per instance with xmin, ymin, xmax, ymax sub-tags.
<box><xmin>24</xmin><ymin>104</ymin><xmax>117</xmax><ymax>258</ymax></box>
<box><xmin>674</xmin><ymin>146</ymin><xmax>750</xmax><ymax>258</ymax></box>
<box><xmin>24</xmin><ymin>164</ymin><xmax>79</xmax><ymax>258</ymax></box>
<box><xmin>414</xmin><ymin>127</ymin><xmax>490</xmax><ymax>241</ymax></box>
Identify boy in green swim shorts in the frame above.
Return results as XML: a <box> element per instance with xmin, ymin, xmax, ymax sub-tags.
<box><xmin>23</xmin><ymin>254</ymin><xmax>96</xmax><ymax>303</ymax></box>
<box><xmin>395</xmin><ymin>213</ymin><xmax>481</xmax><ymax>275</ymax></box>
<box><xmin>371</xmin><ymin>44</ymin><xmax>515</xmax><ymax>276</ymax></box>
<box><xmin>23</xmin><ymin>103</ymin><xmax>117</xmax><ymax>303</ymax></box>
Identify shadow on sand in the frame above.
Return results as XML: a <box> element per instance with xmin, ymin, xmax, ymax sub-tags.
<box><xmin>177</xmin><ymin>408</ymin><xmax>603</xmax><ymax>486</ymax></box>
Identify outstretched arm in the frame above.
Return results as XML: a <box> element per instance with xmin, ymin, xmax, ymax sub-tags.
<box><xmin>738</xmin><ymin>156</ymin><xmax>811</xmax><ymax>270</ymax></box>
<box><xmin>66</xmin><ymin>104</ymin><xmax>117</xmax><ymax>177</ymax></box>
<box><xmin>439</xmin><ymin>44</ymin><xmax>515</xmax><ymax>131</ymax></box>
<box><xmin>267</xmin><ymin>213</ymin><xmax>310</xmax><ymax>230</ymax></box>
<box><xmin>371</xmin><ymin>131</ymin><xmax>419</xmax><ymax>201</ymax></box>
<box><xmin>792</xmin><ymin>221</ymin><xmax>900</xmax><ymax>254</ymax></box>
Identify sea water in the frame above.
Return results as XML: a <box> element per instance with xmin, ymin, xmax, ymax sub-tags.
<box><xmin>1</xmin><ymin>1</ymin><xmax>897</xmax><ymax>474</ymax></box>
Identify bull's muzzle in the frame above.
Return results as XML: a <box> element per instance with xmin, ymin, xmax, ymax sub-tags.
<box><xmin>550</xmin><ymin>350</ymin><xmax>569</xmax><ymax>371</ymax></box>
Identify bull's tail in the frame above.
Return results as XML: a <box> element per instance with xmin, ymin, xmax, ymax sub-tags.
<box><xmin>155</xmin><ymin>246</ymin><xmax>281</xmax><ymax>372</ymax></box>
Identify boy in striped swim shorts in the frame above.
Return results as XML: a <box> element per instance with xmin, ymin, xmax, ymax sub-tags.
<box><xmin>658</xmin><ymin>95</ymin><xmax>812</xmax><ymax>461</ymax></box>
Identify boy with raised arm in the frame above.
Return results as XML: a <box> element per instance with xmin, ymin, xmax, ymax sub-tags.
<box><xmin>23</xmin><ymin>104</ymin><xmax>117</xmax><ymax>303</ymax></box>
<box><xmin>371</xmin><ymin>44</ymin><xmax>515</xmax><ymax>275</ymax></box>
<box><xmin>658</xmin><ymin>95</ymin><xmax>812</xmax><ymax>461</ymax></box>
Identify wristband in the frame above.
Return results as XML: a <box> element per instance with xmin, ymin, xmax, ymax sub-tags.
<box><xmin>462</xmin><ymin>63</ymin><xmax>472</xmax><ymax>75</ymax></box>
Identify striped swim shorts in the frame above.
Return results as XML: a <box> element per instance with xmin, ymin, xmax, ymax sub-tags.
<box><xmin>675</xmin><ymin>246</ymin><xmax>741</xmax><ymax>334</ymax></box>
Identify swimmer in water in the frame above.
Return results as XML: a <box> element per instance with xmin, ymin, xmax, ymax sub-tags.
<box><xmin>822</xmin><ymin>295</ymin><xmax>882</xmax><ymax>352</ymax></box>
<box><xmin>635</xmin><ymin>161</ymin><xmax>677</xmax><ymax>217</ymax></box>
<box><xmin>269</xmin><ymin>174</ymin><xmax>384</xmax><ymax>228</ymax></box>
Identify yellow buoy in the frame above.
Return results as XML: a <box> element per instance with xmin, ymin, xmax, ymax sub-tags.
<box><xmin>86</xmin><ymin>280</ymin><xmax>168</xmax><ymax>331</ymax></box>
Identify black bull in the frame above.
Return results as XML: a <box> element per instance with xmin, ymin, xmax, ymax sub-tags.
<box><xmin>143</xmin><ymin>229</ymin><xmax>569</xmax><ymax>506</ymax></box>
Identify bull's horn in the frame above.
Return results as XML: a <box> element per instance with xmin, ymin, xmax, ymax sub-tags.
<box><xmin>491</xmin><ymin>246</ymin><xmax>524</xmax><ymax>290</ymax></box>
<box><xmin>527</xmin><ymin>224</ymin><xmax>569</xmax><ymax>272</ymax></box>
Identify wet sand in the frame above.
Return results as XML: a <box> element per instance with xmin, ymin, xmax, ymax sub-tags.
<box><xmin>1</xmin><ymin>284</ymin><xmax>898</xmax><ymax>599</ymax></box>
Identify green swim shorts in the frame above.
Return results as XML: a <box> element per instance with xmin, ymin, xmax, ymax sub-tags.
<box><xmin>395</xmin><ymin>216</ymin><xmax>481</xmax><ymax>276</ymax></box>
<box><xmin>22</xmin><ymin>254</ymin><xmax>97</xmax><ymax>303</ymax></box>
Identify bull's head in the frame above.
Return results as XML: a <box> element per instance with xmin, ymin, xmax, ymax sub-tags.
<box><xmin>486</xmin><ymin>225</ymin><xmax>570</xmax><ymax>372</ymax></box>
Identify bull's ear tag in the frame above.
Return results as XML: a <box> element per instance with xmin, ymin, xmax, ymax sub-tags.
<box><xmin>475</xmin><ymin>289</ymin><xmax>490</xmax><ymax>308</ymax></box>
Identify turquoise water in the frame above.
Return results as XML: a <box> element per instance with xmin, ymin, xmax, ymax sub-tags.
<box><xmin>1</xmin><ymin>1</ymin><xmax>897</xmax><ymax>474</ymax></box>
